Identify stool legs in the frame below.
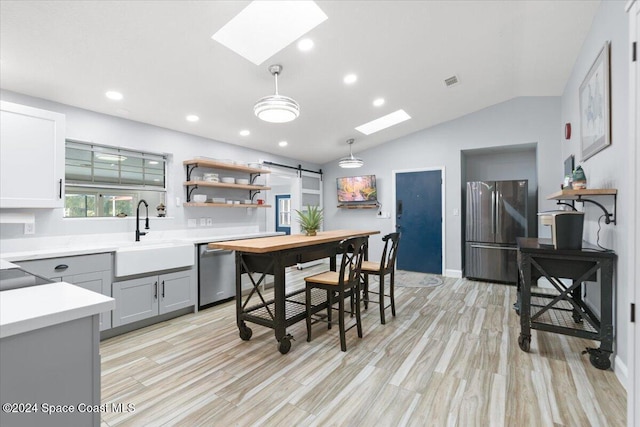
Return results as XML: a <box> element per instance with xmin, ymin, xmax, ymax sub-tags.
<box><xmin>390</xmin><ymin>270</ymin><xmax>396</xmax><ymax>317</ymax></box>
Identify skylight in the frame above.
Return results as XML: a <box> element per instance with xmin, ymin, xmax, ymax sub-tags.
<box><xmin>212</xmin><ymin>1</ymin><xmax>328</xmax><ymax>65</ymax></box>
<box><xmin>355</xmin><ymin>110</ymin><xmax>412</xmax><ymax>135</ymax></box>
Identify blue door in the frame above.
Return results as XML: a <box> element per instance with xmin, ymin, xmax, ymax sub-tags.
<box><xmin>395</xmin><ymin>170</ymin><xmax>442</xmax><ymax>274</ymax></box>
<box><xmin>275</xmin><ymin>195</ymin><xmax>291</xmax><ymax>235</ymax></box>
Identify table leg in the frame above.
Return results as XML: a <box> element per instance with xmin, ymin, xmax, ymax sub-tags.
<box><xmin>272</xmin><ymin>255</ymin><xmax>292</xmax><ymax>354</ymax></box>
<box><xmin>236</xmin><ymin>252</ymin><xmax>252</xmax><ymax>341</ymax></box>
<box><xmin>518</xmin><ymin>253</ymin><xmax>532</xmax><ymax>352</ymax></box>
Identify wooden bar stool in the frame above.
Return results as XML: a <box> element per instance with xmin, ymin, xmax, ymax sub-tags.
<box><xmin>304</xmin><ymin>236</ymin><xmax>367</xmax><ymax>351</ymax></box>
<box><xmin>361</xmin><ymin>232</ymin><xmax>400</xmax><ymax>324</ymax></box>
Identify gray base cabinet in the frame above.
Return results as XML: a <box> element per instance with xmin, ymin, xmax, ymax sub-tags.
<box><xmin>0</xmin><ymin>316</ymin><xmax>101</xmax><ymax>427</ymax></box>
<box><xmin>16</xmin><ymin>254</ymin><xmax>113</xmax><ymax>330</ymax></box>
<box><xmin>112</xmin><ymin>270</ymin><xmax>193</xmax><ymax>327</ymax></box>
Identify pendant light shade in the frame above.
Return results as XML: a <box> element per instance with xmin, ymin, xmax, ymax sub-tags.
<box><xmin>254</xmin><ymin>64</ymin><xmax>300</xmax><ymax>123</ymax></box>
<box><xmin>338</xmin><ymin>139</ymin><xmax>364</xmax><ymax>168</ymax></box>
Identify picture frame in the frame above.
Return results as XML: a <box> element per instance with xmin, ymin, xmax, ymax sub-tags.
<box><xmin>579</xmin><ymin>41</ymin><xmax>611</xmax><ymax>161</ymax></box>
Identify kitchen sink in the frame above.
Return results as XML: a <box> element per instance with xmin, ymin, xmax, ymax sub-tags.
<box><xmin>115</xmin><ymin>240</ymin><xmax>195</xmax><ymax>277</ymax></box>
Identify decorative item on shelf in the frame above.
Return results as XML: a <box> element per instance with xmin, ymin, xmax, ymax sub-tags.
<box><xmin>256</xmin><ymin>199</ymin><xmax>265</xmax><ymax>205</ymax></box>
<box><xmin>296</xmin><ymin>205</ymin><xmax>323</xmax><ymax>236</ymax></box>
<box><xmin>563</xmin><ymin>175</ymin><xmax>573</xmax><ymax>189</ymax></box>
<box><xmin>254</xmin><ymin>64</ymin><xmax>300</xmax><ymax>123</ymax></box>
<box><xmin>338</xmin><ymin>138</ymin><xmax>364</xmax><ymax>168</ymax></box>
<box><xmin>193</xmin><ymin>194</ymin><xmax>207</xmax><ymax>203</ymax></box>
<box><xmin>572</xmin><ymin>165</ymin><xmax>587</xmax><ymax>189</ymax></box>
<box><xmin>156</xmin><ymin>203</ymin><xmax>166</xmax><ymax>217</ymax></box>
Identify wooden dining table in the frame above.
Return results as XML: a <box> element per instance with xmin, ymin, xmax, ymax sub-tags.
<box><xmin>208</xmin><ymin>229</ymin><xmax>380</xmax><ymax>354</ymax></box>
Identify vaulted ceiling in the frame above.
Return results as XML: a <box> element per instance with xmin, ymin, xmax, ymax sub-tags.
<box><xmin>0</xmin><ymin>1</ymin><xmax>600</xmax><ymax>164</ymax></box>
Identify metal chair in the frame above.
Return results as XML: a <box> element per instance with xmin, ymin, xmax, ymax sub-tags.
<box><xmin>304</xmin><ymin>236</ymin><xmax>367</xmax><ymax>351</ymax></box>
<box><xmin>361</xmin><ymin>232</ymin><xmax>400</xmax><ymax>324</ymax></box>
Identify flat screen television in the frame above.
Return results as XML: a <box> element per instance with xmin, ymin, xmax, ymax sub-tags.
<box><xmin>336</xmin><ymin>175</ymin><xmax>377</xmax><ymax>203</ymax></box>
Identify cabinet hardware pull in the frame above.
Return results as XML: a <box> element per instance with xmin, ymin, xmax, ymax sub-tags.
<box><xmin>54</xmin><ymin>264</ymin><xmax>69</xmax><ymax>271</ymax></box>
<box><xmin>59</xmin><ymin>178</ymin><xmax>63</xmax><ymax>199</ymax></box>
<box><xmin>154</xmin><ymin>281</ymin><xmax>158</xmax><ymax>299</ymax></box>
<box><xmin>161</xmin><ymin>280</ymin><xmax>165</xmax><ymax>298</ymax></box>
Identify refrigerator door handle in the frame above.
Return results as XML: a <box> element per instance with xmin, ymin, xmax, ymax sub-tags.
<box><xmin>491</xmin><ymin>189</ymin><xmax>496</xmax><ymax>236</ymax></box>
<box><xmin>495</xmin><ymin>188</ymin><xmax>501</xmax><ymax>239</ymax></box>
<box><xmin>470</xmin><ymin>244</ymin><xmax>517</xmax><ymax>251</ymax></box>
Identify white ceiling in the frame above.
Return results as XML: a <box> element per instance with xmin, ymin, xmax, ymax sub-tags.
<box><xmin>0</xmin><ymin>1</ymin><xmax>599</xmax><ymax>164</ymax></box>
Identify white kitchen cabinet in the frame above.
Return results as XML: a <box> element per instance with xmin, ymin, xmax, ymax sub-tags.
<box><xmin>17</xmin><ymin>254</ymin><xmax>113</xmax><ymax>330</ymax></box>
<box><xmin>112</xmin><ymin>270</ymin><xmax>193</xmax><ymax>327</ymax></box>
<box><xmin>0</xmin><ymin>101</ymin><xmax>66</xmax><ymax>208</ymax></box>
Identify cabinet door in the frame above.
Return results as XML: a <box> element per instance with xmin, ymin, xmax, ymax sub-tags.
<box><xmin>0</xmin><ymin>101</ymin><xmax>65</xmax><ymax>208</ymax></box>
<box><xmin>66</xmin><ymin>271</ymin><xmax>113</xmax><ymax>331</ymax></box>
<box><xmin>159</xmin><ymin>271</ymin><xmax>193</xmax><ymax>315</ymax></box>
<box><xmin>112</xmin><ymin>276</ymin><xmax>159</xmax><ymax>326</ymax></box>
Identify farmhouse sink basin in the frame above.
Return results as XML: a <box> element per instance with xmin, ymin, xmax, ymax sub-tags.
<box><xmin>115</xmin><ymin>241</ymin><xmax>195</xmax><ymax>277</ymax></box>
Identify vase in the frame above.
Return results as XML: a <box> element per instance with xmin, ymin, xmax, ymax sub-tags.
<box><xmin>305</xmin><ymin>230</ymin><xmax>317</xmax><ymax>236</ymax></box>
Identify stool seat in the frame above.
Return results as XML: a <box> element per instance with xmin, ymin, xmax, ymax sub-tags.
<box><xmin>304</xmin><ymin>271</ymin><xmax>347</xmax><ymax>286</ymax></box>
<box><xmin>361</xmin><ymin>260</ymin><xmax>385</xmax><ymax>273</ymax></box>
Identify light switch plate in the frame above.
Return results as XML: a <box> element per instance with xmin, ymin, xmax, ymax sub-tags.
<box><xmin>24</xmin><ymin>222</ymin><xmax>35</xmax><ymax>234</ymax></box>
<box><xmin>199</xmin><ymin>218</ymin><xmax>206</xmax><ymax>226</ymax></box>
<box><xmin>187</xmin><ymin>219</ymin><xmax>197</xmax><ymax>228</ymax></box>
<box><xmin>206</xmin><ymin>218</ymin><xmax>213</xmax><ymax>226</ymax></box>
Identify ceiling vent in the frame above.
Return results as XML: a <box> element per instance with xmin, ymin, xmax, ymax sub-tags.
<box><xmin>444</xmin><ymin>75</ymin><xmax>460</xmax><ymax>87</ymax></box>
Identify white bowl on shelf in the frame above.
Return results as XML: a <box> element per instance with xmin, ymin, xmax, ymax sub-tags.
<box><xmin>221</xmin><ymin>177</ymin><xmax>235</xmax><ymax>184</ymax></box>
<box><xmin>243</xmin><ymin>199</ymin><xmax>252</xmax><ymax>205</ymax></box>
<box><xmin>226</xmin><ymin>200</ymin><xmax>233</xmax><ymax>205</ymax></box>
<box><xmin>211</xmin><ymin>197</ymin><xmax>225</xmax><ymax>204</ymax></box>
<box><xmin>191</xmin><ymin>175</ymin><xmax>203</xmax><ymax>181</ymax></box>
<box><xmin>192</xmin><ymin>194</ymin><xmax>207</xmax><ymax>203</ymax></box>
<box><xmin>236</xmin><ymin>178</ymin><xmax>249</xmax><ymax>185</ymax></box>
<box><xmin>233</xmin><ymin>200</ymin><xmax>240</xmax><ymax>205</ymax></box>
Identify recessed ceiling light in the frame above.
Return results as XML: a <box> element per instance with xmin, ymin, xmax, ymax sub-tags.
<box><xmin>343</xmin><ymin>74</ymin><xmax>357</xmax><ymax>84</ymax></box>
<box><xmin>186</xmin><ymin>115</ymin><xmax>199</xmax><ymax>122</ymax></box>
<box><xmin>355</xmin><ymin>109</ymin><xmax>411</xmax><ymax>135</ymax></box>
<box><xmin>297</xmin><ymin>38</ymin><xmax>314</xmax><ymax>51</ymax></box>
<box><xmin>278</xmin><ymin>141</ymin><xmax>288</xmax><ymax>147</ymax></box>
<box><xmin>212</xmin><ymin>1</ymin><xmax>327</xmax><ymax>65</ymax></box>
<box><xmin>105</xmin><ymin>91</ymin><xmax>123</xmax><ymax>101</ymax></box>
<box><xmin>373</xmin><ymin>98</ymin><xmax>385</xmax><ymax>107</ymax></box>
<box><xmin>239</xmin><ymin>130</ymin><xmax>251</xmax><ymax>136</ymax></box>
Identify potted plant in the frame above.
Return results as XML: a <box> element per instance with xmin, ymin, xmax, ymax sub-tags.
<box><xmin>296</xmin><ymin>205</ymin><xmax>323</xmax><ymax>236</ymax></box>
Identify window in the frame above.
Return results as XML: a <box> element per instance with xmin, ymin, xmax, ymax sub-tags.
<box><xmin>64</xmin><ymin>140</ymin><xmax>167</xmax><ymax>218</ymax></box>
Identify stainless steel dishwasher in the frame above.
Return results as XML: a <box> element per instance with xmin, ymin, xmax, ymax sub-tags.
<box><xmin>198</xmin><ymin>244</ymin><xmax>236</xmax><ymax>308</ymax></box>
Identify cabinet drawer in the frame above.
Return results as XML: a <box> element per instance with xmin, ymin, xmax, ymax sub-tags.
<box><xmin>17</xmin><ymin>253</ymin><xmax>112</xmax><ymax>278</ymax></box>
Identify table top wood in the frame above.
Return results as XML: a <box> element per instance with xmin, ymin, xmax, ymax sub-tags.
<box><xmin>208</xmin><ymin>229</ymin><xmax>380</xmax><ymax>253</ymax></box>
<box><xmin>516</xmin><ymin>237</ymin><xmax>616</xmax><ymax>258</ymax></box>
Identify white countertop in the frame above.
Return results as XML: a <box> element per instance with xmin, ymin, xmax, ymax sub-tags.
<box><xmin>1</xmin><ymin>231</ymin><xmax>283</xmax><ymax>262</ymax></box>
<box><xmin>0</xmin><ymin>282</ymin><xmax>115</xmax><ymax>339</ymax></box>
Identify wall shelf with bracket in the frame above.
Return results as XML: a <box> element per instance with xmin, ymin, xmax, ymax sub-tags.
<box><xmin>547</xmin><ymin>188</ymin><xmax>618</xmax><ymax>225</ymax></box>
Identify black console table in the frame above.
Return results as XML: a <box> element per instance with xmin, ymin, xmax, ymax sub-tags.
<box><xmin>515</xmin><ymin>237</ymin><xmax>616</xmax><ymax>369</ymax></box>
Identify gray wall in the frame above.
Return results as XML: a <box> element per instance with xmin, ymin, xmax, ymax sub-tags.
<box><xmin>559</xmin><ymin>1</ymin><xmax>630</xmax><ymax>376</ymax></box>
<box><xmin>0</xmin><ymin>90</ymin><xmax>320</xmax><ymax>240</ymax></box>
<box><xmin>322</xmin><ymin>96</ymin><xmax>561</xmax><ymax>275</ymax></box>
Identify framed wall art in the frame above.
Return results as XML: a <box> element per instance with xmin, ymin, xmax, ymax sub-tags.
<box><xmin>579</xmin><ymin>41</ymin><xmax>611</xmax><ymax>161</ymax></box>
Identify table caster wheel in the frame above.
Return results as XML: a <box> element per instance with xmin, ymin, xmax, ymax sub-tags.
<box><xmin>278</xmin><ymin>336</ymin><xmax>292</xmax><ymax>354</ymax></box>
<box><xmin>589</xmin><ymin>351</ymin><xmax>611</xmax><ymax>370</ymax></box>
<box><xmin>572</xmin><ymin>312</ymin><xmax>583</xmax><ymax>324</ymax></box>
<box><xmin>518</xmin><ymin>334</ymin><xmax>530</xmax><ymax>352</ymax></box>
<box><xmin>239</xmin><ymin>325</ymin><xmax>252</xmax><ymax>341</ymax></box>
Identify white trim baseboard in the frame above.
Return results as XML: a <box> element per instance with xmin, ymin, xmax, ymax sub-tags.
<box><xmin>445</xmin><ymin>269</ymin><xmax>462</xmax><ymax>278</ymax></box>
<box><xmin>615</xmin><ymin>355</ymin><xmax>628</xmax><ymax>391</ymax></box>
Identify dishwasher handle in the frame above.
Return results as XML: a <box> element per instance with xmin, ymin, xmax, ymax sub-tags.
<box><xmin>201</xmin><ymin>247</ymin><xmax>234</xmax><ymax>255</ymax></box>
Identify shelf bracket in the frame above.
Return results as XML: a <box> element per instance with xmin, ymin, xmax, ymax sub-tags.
<box><xmin>250</xmin><ymin>190</ymin><xmax>262</xmax><ymax>202</ymax></box>
<box><xmin>186</xmin><ymin>185</ymin><xmax>198</xmax><ymax>202</ymax></box>
<box><xmin>576</xmin><ymin>195</ymin><xmax>617</xmax><ymax>225</ymax></box>
<box><xmin>186</xmin><ymin>163</ymin><xmax>199</xmax><ymax>181</ymax></box>
<box><xmin>555</xmin><ymin>201</ymin><xmax>577</xmax><ymax>211</ymax></box>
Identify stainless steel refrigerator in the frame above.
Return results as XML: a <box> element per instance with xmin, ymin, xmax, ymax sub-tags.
<box><xmin>465</xmin><ymin>180</ymin><xmax>528</xmax><ymax>283</ymax></box>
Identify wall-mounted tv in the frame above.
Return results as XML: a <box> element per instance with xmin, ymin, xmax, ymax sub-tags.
<box><xmin>337</xmin><ymin>175</ymin><xmax>377</xmax><ymax>203</ymax></box>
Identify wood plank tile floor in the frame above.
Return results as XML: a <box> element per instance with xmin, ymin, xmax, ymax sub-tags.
<box><xmin>100</xmin><ymin>265</ymin><xmax>626</xmax><ymax>426</ymax></box>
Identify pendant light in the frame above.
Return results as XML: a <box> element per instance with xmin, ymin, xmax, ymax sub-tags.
<box><xmin>338</xmin><ymin>139</ymin><xmax>364</xmax><ymax>168</ymax></box>
<box><xmin>254</xmin><ymin>64</ymin><xmax>300</xmax><ymax>123</ymax></box>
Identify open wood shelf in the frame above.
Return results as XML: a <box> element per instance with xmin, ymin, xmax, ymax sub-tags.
<box><xmin>547</xmin><ymin>188</ymin><xmax>617</xmax><ymax>200</ymax></box>
<box><xmin>183</xmin><ymin>203</ymin><xmax>271</xmax><ymax>208</ymax></box>
<box><xmin>183</xmin><ymin>159</ymin><xmax>271</xmax><ymax>174</ymax></box>
<box><xmin>184</xmin><ymin>181</ymin><xmax>271</xmax><ymax>191</ymax></box>
<box><xmin>337</xmin><ymin>204</ymin><xmax>378</xmax><ymax>209</ymax></box>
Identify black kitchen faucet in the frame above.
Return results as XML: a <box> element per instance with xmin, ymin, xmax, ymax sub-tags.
<box><xmin>136</xmin><ymin>199</ymin><xmax>150</xmax><ymax>241</ymax></box>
